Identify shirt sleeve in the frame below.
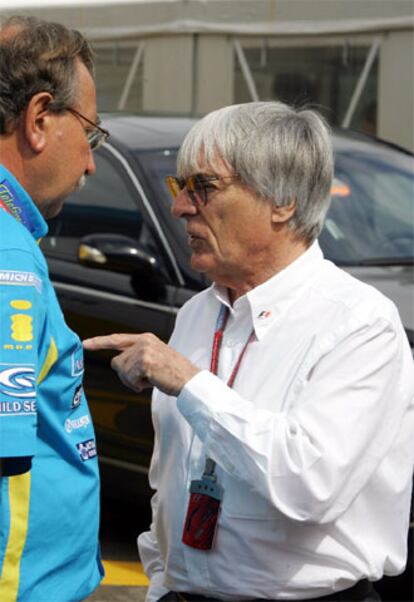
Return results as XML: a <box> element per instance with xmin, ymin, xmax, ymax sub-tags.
<box><xmin>138</xmin><ymin>423</ymin><xmax>169</xmax><ymax>601</ymax></box>
<box><xmin>177</xmin><ymin>315</ymin><xmax>414</xmax><ymax>524</ymax></box>
<box><xmin>138</xmin><ymin>526</ymin><xmax>169</xmax><ymax>602</ymax></box>
<box><xmin>0</xmin><ymin>247</ymin><xmax>46</xmax><ymax>461</ymax></box>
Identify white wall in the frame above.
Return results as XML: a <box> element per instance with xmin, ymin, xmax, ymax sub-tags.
<box><xmin>1</xmin><ymin>0</ymin><xmax>413</xmax><ymax>150</ymax></box>
<box><xmin>378</xmin><ymin>30</ymin><xmax>414</xmax><ymax>151</ymax></box>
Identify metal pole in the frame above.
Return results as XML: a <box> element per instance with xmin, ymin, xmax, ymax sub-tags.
<box><xmin>117</xmin><ymin>42</ymin><xmax>145</xmax><ymax>111</ymax></box>
<box><xmin>233</xmin><ymin>39</ymin><xmax>259</xmax><ymax>102</ymax></box>
<box><xmin>342</xmin><ymin>36</ymin><xmax>382</xmax><ymax>128</ymax></box>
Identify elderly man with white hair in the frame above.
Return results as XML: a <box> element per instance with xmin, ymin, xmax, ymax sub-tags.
<box><xmin>85</xmin><ymin>101</ymin><xmax>414</xmax><ymax>602</ymax></box>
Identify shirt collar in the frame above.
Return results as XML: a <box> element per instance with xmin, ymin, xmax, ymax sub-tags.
<box><xmin>0</xmin><ymin>164</ymin><xmax>48</xmax><ymax>240</ymax></box>
<box><xmin>212</xmin><ymin>242</ymin><xmax>324</xmax><ymax>340</ymax></box>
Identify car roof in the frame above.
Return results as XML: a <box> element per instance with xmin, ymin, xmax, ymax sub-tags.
<box><xmin>101</xmin><ymin>113</ymin><xmax>198</xmax><ymax>151</ymax></box>
<box><xmin>100</xmin><ymin>112</ymin><xmax>413</xmax><ymax>159</ymax></box>
<box><xmin>332</xmin><ymin>126</ymin><xmax>413</xmax><ymax>158</ymax></box>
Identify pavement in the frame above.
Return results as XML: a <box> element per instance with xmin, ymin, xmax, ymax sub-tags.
<box><xmin>90</xmin><ymin>497</ymin><xmax>151</xmax><ymax>602</ymax></box>
<box><xmin>87</xmin><ymin>586</ymin><xmax>147</xmax><ymax>602</ymax></box>
<box><xmin>86</xmin><ymin>561</ymin><xmax>148</xmax><ymax>601</ymax></box>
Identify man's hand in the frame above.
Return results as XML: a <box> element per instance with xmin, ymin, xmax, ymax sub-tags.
<box><xmin>83</xmin><ymin>333</ymin><xmax>200</xmax><ymax>396</ymax></box>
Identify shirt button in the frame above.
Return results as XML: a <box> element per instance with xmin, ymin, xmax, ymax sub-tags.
<box><xmin>226</xmin><ymin>339</ymin><xmax>236</xmax><ymax>347</ymax></box>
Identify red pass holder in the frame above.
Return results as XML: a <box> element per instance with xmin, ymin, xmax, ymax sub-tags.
<box><xmin>182</xmin><ymin>306</ymin><xmax>253</xmax><ymax>551</ymax></box>
<box><xmin>182</xmin><ymin>469</ymin><xmax>223</xmax><ymax>550</ymax></box>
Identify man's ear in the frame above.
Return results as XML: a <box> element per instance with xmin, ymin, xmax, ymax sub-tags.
<box><xmin>271</xmin><ymin>200</ymin><xmax>296</xmax><ymax>224</ymax></box>
<box><xmin>23</xmin><ymin>92</ymin><xmax>54</xmax><ymax>153</ymax></box>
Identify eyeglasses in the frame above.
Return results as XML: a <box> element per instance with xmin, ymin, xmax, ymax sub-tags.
<box><xmin>166</xmin><ymin>174</ymin><xmax>238</xmax><ymax>206</ymax></box>
<box><xmin>66</xmin><ymin>108</ymin><xmax>110</xmax><ymax>151</ymax></box>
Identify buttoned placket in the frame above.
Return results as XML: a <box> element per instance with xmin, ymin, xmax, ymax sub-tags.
<box><xmin>182</xmin><ymin>300</ymin><xmax>255</xmax><ymax>591</ymax></box>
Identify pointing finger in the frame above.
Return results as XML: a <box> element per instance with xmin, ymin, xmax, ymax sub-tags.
<box><xmin>83</xmin><ymin>333</ymin><xmax>141</xmax><ymax>351</ymax></box>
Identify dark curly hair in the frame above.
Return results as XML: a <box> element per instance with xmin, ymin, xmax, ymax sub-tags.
<box><xmin>0</xmin><ymin>16</ymin><xmax>95</xmax><ymax>134</ymax></box>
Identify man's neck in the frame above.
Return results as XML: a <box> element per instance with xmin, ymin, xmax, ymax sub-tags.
<box><xmin>227</xmin><ymin>237</ymin><xmax>309</xmax><ymax>304</ymax></box>
<box><xmin>0</xmin><ymin>134</ymin><xmax>26</xmax><ymax>188</ymax></box>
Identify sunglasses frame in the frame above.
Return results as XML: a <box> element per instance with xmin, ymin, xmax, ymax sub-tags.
<box><xmin>166</xmin><ymin>174</ymin><xmax>238</xmax><ymax>206</ymax></box>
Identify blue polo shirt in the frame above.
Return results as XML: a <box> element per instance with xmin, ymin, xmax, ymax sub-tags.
<box><xmin>0</xmin><ymin>165</ymin><xmax>103</xmax><ymax>602</ymax></box>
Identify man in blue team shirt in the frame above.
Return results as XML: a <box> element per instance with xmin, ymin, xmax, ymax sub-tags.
<box><xmin>0</xmin><ymin>16</ymin><xmax>109</xmax><ymax>601</ymax></box>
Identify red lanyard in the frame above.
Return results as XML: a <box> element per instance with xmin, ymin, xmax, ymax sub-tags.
<box><xmin>202</xmin><ymin>305</ymin><xmax>254</xmax><ymax>478</ymax></box>
<box><xmin>210</xmin><ymin>305</ymin><xmax>254</xmax><ymax>387</ymax></box>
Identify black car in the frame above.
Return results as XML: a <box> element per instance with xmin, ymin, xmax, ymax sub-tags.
<box><xmin>41</xmin><ymin>114</ymin><xmax>413</xmax><ymax>597</ymax></box>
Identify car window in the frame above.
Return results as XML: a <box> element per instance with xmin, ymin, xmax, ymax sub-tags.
<box><xmin>137</xmin><ymin>141</ymin><xmax>413</xmax><ymax>275</ymax></box>
<box><xmin>136</xmin><ymin>149</ymin><xmax>209</xmax><ymax>290</ymax></box>
<box><xmin>42</xmin><ymin>151</ymin><xmax>147</xmax><ymax>261</ymax></box>
<box><xmin>320</xmin><ymin>145</ymin><xmax>414</xmax><ymax>265</ymax></box>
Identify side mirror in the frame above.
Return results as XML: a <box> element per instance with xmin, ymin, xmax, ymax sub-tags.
<box><xmin>78</xmin><ymin>234</ymin><xmax>167</xmax><ymax>301</ymax></box>
<box><xmin>78</xmin><ymin>233</ymin><xmax>157</xmax><ymax>274</ymax></box>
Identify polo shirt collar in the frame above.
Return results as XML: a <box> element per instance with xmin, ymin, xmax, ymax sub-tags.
<box><xmin>0</xmin><ymin>163</ymin><xmax>48</xmax><ymax>240</ymax></box>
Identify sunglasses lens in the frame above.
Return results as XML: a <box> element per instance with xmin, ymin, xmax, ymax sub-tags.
<box><xmin>193</xmin><ymin>175</ymin><xmax>209</xmax><ymax>205</ymax></box>
<box><xmin>165</xmin><ymin>175</ymin><xmax>206</xmax><ymax>205</ymax></box>
<box><xmin>186</xmin><ymin>176</ymin><xmax>200</xmax><ymax>204</ymax></box>
<box><xmin>186</xmin><ymin>175</ymin><xmax>197</xmax><ymax>193</ymax></box>
<box><xmin>166</xmin><ymin>176</ymin><xmax>182</xmax><ymax>198</ymax></box>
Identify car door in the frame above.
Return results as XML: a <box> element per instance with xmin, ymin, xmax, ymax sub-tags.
<box><xmin>41</xmin><ymin>145</ymin><xmax>181</xmax><ymax>501</ymax></box>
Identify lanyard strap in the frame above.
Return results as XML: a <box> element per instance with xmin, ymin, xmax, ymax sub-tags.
<box><xmin>210</xmin><ymin>305</ymin><xmax>229</xmax><ymax>375</ymax></box>
<box><xmin>203</xmin><ymin>304</ymin><xmax>254</xmax><ymax>478</ymax></box>
<box><xmin>210</xmin><ymin>305</ymin><xmax>255</xmax><ymax>386</ymax></box>
<box><xmin>0</xmin><ymin>178</ymin><xmax>36</xmax><ymax>233</ymax></box>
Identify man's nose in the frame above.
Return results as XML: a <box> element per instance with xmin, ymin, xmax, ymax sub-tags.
<box><xmin>171</xmin><ymin>188</ymin><xmax>198</xmax><ymax>218</ymax></box>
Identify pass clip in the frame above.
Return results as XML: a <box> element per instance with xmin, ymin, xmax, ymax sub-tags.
<box><xmin>182</xmin><ymin>465</ymin><xmax>223</xmax><ymax>550</ymax></box>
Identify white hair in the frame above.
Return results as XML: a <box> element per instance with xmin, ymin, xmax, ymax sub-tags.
<box><xmin>177</xmin><ymin>101</ymin><xmax>334</xmax><ymax>243</ymax></box>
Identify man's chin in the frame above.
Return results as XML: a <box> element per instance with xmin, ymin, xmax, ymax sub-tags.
<box><xmin>42</xmin><ymin>198</ymin><xmax>65</xmax><ymax>220</ymax></box>
<box><xmin>190</xmin><ymin>254</ymin><xmax>214</xmax><ymax>275</ymax></box>
<box><xmin>76</xmin><ymin>175</ymin><xmax>86</xmax><ymax>191</ymax></box>
<box><xmin>41</xmin><ymin>177</ymin><xmax>85</xmax><ymax>219</ymax></box>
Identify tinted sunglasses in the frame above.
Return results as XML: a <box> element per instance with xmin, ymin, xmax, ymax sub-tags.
<box><xmin>166</xmin><ymin>174</ymin><xmax>238</xmax><ymax>206</ymax></box>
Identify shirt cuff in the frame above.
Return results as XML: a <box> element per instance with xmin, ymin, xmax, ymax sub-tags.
<box><xmin>177</xmin><ymin>370</ymin><xmax>252</xmax><ymax>438</ymax></box>
<box><xmin>145</xmin><ymin>570</ymin><xmax>169</xmax><ymax>602</ymax></box>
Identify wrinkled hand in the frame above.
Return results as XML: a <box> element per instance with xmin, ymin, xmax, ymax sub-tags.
<box><xmin>83</xmin><ymin>333</ymin><xmax>200</xmax><ymax>396</ymax></box>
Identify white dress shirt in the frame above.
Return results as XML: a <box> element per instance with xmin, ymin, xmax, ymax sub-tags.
<box><xmin>138</xmin><ymin>242</ymin><xmax>414</xmax><ymax>601</ymax></box>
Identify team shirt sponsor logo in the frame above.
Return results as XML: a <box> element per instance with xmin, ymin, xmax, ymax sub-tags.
<box><xmin>71</xmin><ymin>349</ymin><xmax>84</xmax><ymax>377</ymax></box>
<box><xmin>3</xmin><ymin>344</ymin><xmax>33</xmax><ymax>351</ymax></box>
<box><xmin>72</xmin><ymin>385</ymin><xmax>83</xmax><ymax>409</ymax></box>
<box><xmin>0</xmin><ymin>181</ymin><xmax>22</xmax><ymax>221</ymax></box>
<box><xmin>0</xmin><ymin>178</ymin><xmax>36</xmax><ymax>232</ymax></box>
<box><xmin>10</xmin><ymin>313</ymin><xmax>34</xmax><ymax>342</ymax></box>
<box><xmin>3</xmin><ymin>298</ymin><xmax>34</xmax><ymax>351</ymax></box>
<box><xmin>0</xmin><ymin>399</ymin><xmax>36</xmax><ymax>416</ymax></box>
<box><xmin>76</xmin><ymin>438</ymin><xmax>97</xmax><ymax>461</ymax></box>
<box><xmin>0</xmin><ymin>197</ymin><xmax>9</xmax><ymax>212</ymax></box>
<box><xmin>0</xmin><ymin>270</ymin><xmax>42</xmax><ymax>292</ymax></box>
<box><xmin>65</xmin><ymin>414</ymin><xmax>90</xmax><ymax>433</ymax></box>
<box><xmin>0</xmin><ymin>364</ymin><xmax>36</xmax><ymax>398</ymax></box>
<box><xmin>10</xmin><ymin>299</ymin><xmax>33</xmax><ymax>342</ymax></box>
